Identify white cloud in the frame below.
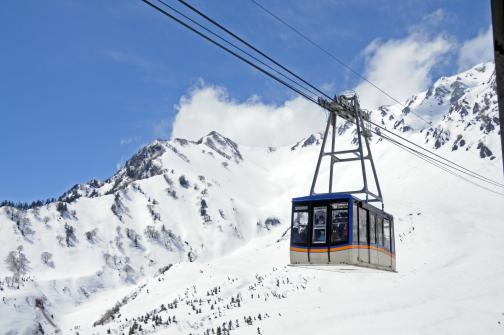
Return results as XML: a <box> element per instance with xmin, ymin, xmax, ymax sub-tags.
<box><xmin>355</xmin><ymin>32</ymin><xmax>453</xmax><ymax>109</ymax></box>
<box><xmin>171</xmin><ymin>81</ymin><xmax>327</xmax><ymax>147</ymax></box>
<box><xmin>457</xmin><ymin>26</ymin><xmax>494</xmax><ymax>72</ymax></box>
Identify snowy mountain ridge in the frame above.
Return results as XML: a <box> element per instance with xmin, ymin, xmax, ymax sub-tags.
<box><xmin>0</xmin><ymin>62</ymin><xmax>503</xmax><ymax>334</ymax></box>
<box><xmin>374</xmin><ymin>62</ymin><xmax>499</xmax><ymax>159</ymax></box>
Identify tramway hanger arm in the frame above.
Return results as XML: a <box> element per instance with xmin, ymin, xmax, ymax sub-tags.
<box><xmin>311</xmin><ymin>93</ymin><xmax>381</xmax><ymax>206</ymax></box>
<box><xmin>317</xmin><ymin>95</ymin><xmax>372</xmax><ymax>137</ymax></box>
<box><xmin>317</xmin><ymin>96</ymin><xmax>355</xmax><ymax>122</ymax></box>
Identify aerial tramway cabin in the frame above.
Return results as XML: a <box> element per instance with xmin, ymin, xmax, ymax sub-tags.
<box><xmin>290</xmin><ymin>193</ymin><xmax>396</xmax><ymax>271</ymax></box>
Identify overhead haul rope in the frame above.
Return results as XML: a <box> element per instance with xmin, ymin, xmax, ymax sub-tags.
<box><xmin>249</xmin><ymin>0</ymin><xmax>433</xmax><ymax>127</ymax></box>
<box><xmin>248</xmin><ymin>0</ymin><xmax>504</xmax><ymax>188</ymax></box>
<box><xmin>141</xmin><ymin>0</ymin><xmax>320</xmax><ymax>104</ymax></box>
<box><xmin>174</xmin><ymin>0</ymin><xmax>333</xmax><ymax>101</ymax></box>
<box><xmin>141</xmin><ymin>0</ymin><xmax>504</xmax><ymax>192</ymax></box>
<box><xmin>380</xmin><ymin>133</ymin><xmax>504</xmax><ymax>196</ymax></box>
<box><xmin>151</xmin><ymin>0</ymin><xmax>321</xmax><ymax>99</ymax></box>
<box><xmin>143</xmin><ymin>0</ymin><xmax>504</xmax><ymax>190</ymax></box>
<box><xmin>370</xmin><ymin>121</ymin><xmax>504</xmax><ymax>188</ymax></box>
<box><xmin>162</xmin><ymin>0</ymin><xmax>504</xmax><ymax>188</ymax></box>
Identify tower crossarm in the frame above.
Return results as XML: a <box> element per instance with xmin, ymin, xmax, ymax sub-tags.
<box><xmin>318</xmin><ymin>96</ymin><xmax>357</xmax><ymax>122</ymax></box>
<box><xmin>318</xmin><ymin>95</ymin><xmax>372</xmax><ymax>137</ymax></box>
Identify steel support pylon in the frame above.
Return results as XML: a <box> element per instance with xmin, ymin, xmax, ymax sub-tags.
<box><xmin>310</xmin><ymin>94</ymin><xmax>384</xmax><ymax>209</ymax></box>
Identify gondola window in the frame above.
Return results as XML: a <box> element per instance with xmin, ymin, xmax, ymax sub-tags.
<box><xmin>312</xmin><ymin>207</ymin><xmax>327</xmax><ymax>243</ymax></box>
<box><xmin>292</xmin><ymin>211</ymin><xmax>309</xmax><ymax>244</ymax></box>
<box><xmin>376</xmin><ymin>217</ymin><xmax>384</xmax><ymax>247</ymax></box>
<box><xmin>358</xmin><ymin>208</ymin><xmax>368</xmax><ymax>244</ymax></box>
<box><xmin>383</xmin><ymin>219</ymin><xmax>391</xmax><ymax>251</ymax></box>
<box><xmin>369</xmin><ymin>213</ymin><xmax>376</xmax><ymax>245</ymax></box>
<box><xmin>353</xmin><ymin>203</ymin><xmax>358</xmax><ymax>243</ymax></box>
<box><xmin>331</xmin><ymin>203</ymin><xmax>348</xmax><ymax>243</ymax></box>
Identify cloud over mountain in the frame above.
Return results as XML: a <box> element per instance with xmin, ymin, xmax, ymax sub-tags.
<box><xmin>171</xmin><ymin>81</ymin><xmax>327</xmax><ymax>147</ymax></box>
<box><xmin>458</xmin><ymin>26</ymin><xmax>494</xmax><ymax>71</ymax></box>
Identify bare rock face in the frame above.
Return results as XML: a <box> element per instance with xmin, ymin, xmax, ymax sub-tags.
<box><xmin>477</xmin><ymin>142</ymin><xmax>495</xmax><ymax>160</ymax></box>
<box><xmin>112</xmin><ymin>141</ymin><xmax>167</xmax><ymax>192</ymax></box>
<box><xmin>374</xmin><ymin>62</ymin><xmax>498</xmax><ymax>157</ymax></box>
<box><xmin>197</xmin><ymin>131</ymin><xmax>243</xmax><ymax>163</ymax></box>
<box><xmin>290</xmin><ymin>133</ymin><xmax>323</xmax><ymax>151</ymax></box>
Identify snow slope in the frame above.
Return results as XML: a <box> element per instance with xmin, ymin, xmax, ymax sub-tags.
<box><xmin>0</xmin><ymin>62</ymin><xmax>503</xmax><ymax>335</ymax></box>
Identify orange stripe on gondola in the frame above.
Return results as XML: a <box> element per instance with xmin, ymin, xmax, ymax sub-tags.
<box><xmin>289</xmin><ymin>247</ymin><xmax>308</xmax><ymax>252</ymax></box>
<box><xmin>329</xmin><ymin>245</ymin><xmax>354</xmax><ymax>252</ymax></box>
<box><xmin>308</xmin><ymin>248</ymin><xmax>328</xmax><ymax>253</ymax></box>
<box><xmin>290</xmin><ymin>245</ymin><xmax>394</xmax><ymax>256</ymax></box>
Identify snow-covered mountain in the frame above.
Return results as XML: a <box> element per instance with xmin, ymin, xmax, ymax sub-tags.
<box><xmin>374</xmin><ymin>62</ymin><xmax>499</xmax><ymax>159</ymax></box>
<box><xmin>0</xmin><ymin>62</ymin><xmax>503</xmax><ymax>335</ymax></box>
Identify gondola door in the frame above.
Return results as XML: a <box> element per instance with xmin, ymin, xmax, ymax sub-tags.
<box><xmin>309</xmin><ymin>205</ymin><xmax>329</xmax><ymax>263</ymax></box>
<box><xmin>358</xmin><ymin>207</ymin><xmax>370</xmax><ymax>264</ymax></box>
<box><xmin>369</xmin><ymin>212</ymin><xmax>378</xmax><ymax>265</ymax></box>
<box><xmin>383</xmin><ymin>218</ymin><xmax>393</xmax><ymax>268</ymax></box>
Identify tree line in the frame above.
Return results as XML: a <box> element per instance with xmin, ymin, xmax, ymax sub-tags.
<box><xmin>0</xmin><ymin>198</ymin><xmax>57</xmax><ymax>210</ymax></box>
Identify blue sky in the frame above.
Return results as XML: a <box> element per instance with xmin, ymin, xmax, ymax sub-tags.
<box><xmin>0</xmin><ymin>0</ymin><xmax>493</xmax><ymax>202</ymax></box>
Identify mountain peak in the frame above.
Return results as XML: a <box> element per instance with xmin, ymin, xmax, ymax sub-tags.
<box><xmin>196</xmin><ymin>131</ymin><xmax>243</xmax><ymax>162</ymax></box>
<box><xmin>290</xmin><ymin>133</ymin><xmax>323</xmax><ymax>151</ymax></box>
<box><xmin>372</xmin><ymin>61</ymin><xmax>499</xmax><ymax>157</ymax></box>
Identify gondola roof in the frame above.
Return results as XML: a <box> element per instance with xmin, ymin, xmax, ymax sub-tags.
<box><xmin>292</xmin><ymin>193</ymin><xmax>355</xmax><ymax>202</ymax></box>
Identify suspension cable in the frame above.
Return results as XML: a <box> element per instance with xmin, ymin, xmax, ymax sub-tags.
<box><xmin>247</xmin><ymin>0</ymin><xmax>504</xmax><ymax>188</ymax></box>
<box><xmin>174</xmin><ymin>0</ymin><xmax>333</xmax><ymax>101</ymax></box>
<box><xmin>248</xmin><ymin>0</ymin><xmax>434</xmax><ymax>127</ymax></box>
<box><xmin>141</xmin><ymin>0</ymin><xmax>504</xmax><ymax>193</ymax></box>
<box><xmin>370</xmin><ymin>121</ymin><xmax>504</xmax><ymax>188</ymax></box>
<box><xmin>142</xmin><ymin>0</ymin><xmax>319</xmax><ymax>104</ymax></box>
<box><xmin>152</xmin><ymin>0</ymin><xmax>321</xmax><ymax>99</ymax></box>
<box><xmin>380</xmin><ymin>133</ymin><xmax>504</xmax><ymax>196</ymax></box>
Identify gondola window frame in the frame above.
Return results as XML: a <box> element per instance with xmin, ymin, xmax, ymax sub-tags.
<box><xmin>312</xmin><ymin>206</ymin><xmax>327</xmax><ymax>244</ymax></box>
<box><xmin>358</xmin><ymin>207</ymin><xmax>368</xmax><ymax>245</ymax></box>
<box><xmin>352</xmin><ymin>202</ymin><xmax>358</xmax><ymax>245</ymax></box>
<box><xmin>369</xmin><ymin>212</ymin><xmax>376</xmax><ymax>245</ymax></box>
<box><xmin>383</xmin><ymin>218</ymin><xmax>391</xmax><ymax>252</ymax></box>
<box><xmin>376</xmin><ymin>216</ymin><xmax>384</xmax><ymax>247</ymax></box>
<box><xmin>330</xmin><ymin>202</ymin><xmax>349</xmax><ymax>244</ymax></box>
<box><xmin>291</xmin><ymin>206</ymin><xmax>310</xmax><ymax>245</ymax></box>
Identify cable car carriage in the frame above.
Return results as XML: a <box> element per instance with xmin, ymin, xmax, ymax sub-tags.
<box><xmin>290</xmin><ymin>193</ymin><xmax>395</xmax><ymax>270</ymax></box>
<box><xmin>290</xmin><ymin>93</ymin><xmax>396</xmax><ymax>271</ymax></box>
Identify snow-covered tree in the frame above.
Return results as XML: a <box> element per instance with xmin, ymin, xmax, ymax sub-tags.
<box><xmin>126</xmin><ymin>228</ymin><xmax>143</xmax><ymax>249</ymax></box>
<box><xmin>111</xmin><ymin>192</ymin><xmax>129</xmax><ymax>222</ymax></box>
<box><xmin>41</xmin><ymin>251</ymin><xmax>55</xmax><ymax>268</ymax></box>
<box><xmin>5</xmin><ymin>245</ymin><xmax>30</xmax><ymax>283</ymax></box>
<box><xmin>64</xmin><ymin>223</ymin><xmax>77</xmax><ymax>247</ymax></box>
<box><xmin>85</xmin><ymin>228</ymin><xmax>98</xmax><ymax>244</ymax></box>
